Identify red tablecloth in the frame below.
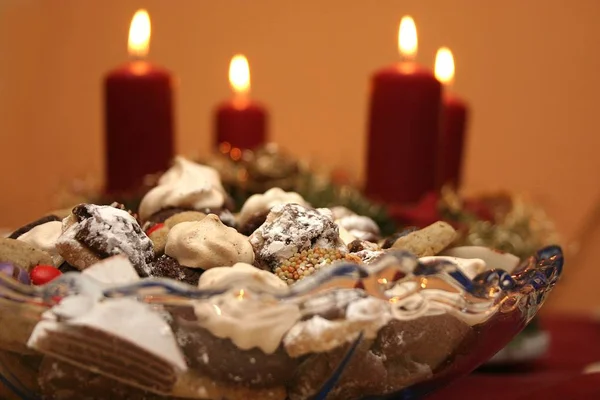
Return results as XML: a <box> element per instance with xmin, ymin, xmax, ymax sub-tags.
<box><xmin>429</xmin><ymin>315</ymin><xmax>600</xmax><ymax>399</ymax></box>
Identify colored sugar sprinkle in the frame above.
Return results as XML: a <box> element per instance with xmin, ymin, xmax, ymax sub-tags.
<box><xmin>274</xmin><ymin>247</ymin><xmax>345</xmax><ymax>285</ymax></box>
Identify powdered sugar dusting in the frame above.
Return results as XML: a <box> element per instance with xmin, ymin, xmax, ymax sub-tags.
<box><xmin>249</xmin><ymin>204</ymin><xmax>346</xmax><ymax>271</ymax></box>
<box><xmin>58</xmin><ymin>205</ymin><xmax>154</xmax><ymax>276</ymax></box>
<box><xmin>354</xmin><ymin>250</ymin><xmax>386</xmax><ymax>264</ymax></box>
<box><xmin>284</xmin><ymin>297</ymin><xmax>392</xmax><ymax>357</ymax></box>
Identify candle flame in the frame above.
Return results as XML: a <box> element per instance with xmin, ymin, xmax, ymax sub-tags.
<box><xmin>398</xmin><ymin>16</ymin><xmax>417</xmax><ymax>61</ymax></box>
<box><xmin>229</xmin><ymin>54</ymin><xmax>251</xmax><ymax>96</ymax></box>
<box><xmin>435</xmin><ymin>47</ymin><xmax>455</xmax><ymax>86</ymax></box>
<box><xmin>236</xmin><ymin>289</ymin><xmax>245</xmax><ymax>300</ymax></box>
<box><xmin>128</xmin><ymin>9</ymin><xmax>151</xmax><ymax>59</ymax></box>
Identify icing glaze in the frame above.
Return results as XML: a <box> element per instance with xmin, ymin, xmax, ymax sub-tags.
<box><xmin>440</xmin><ymin>246</ymin><xmax>520</xmax><ymax>274</ymax></box>
<box><xmin>82</xmin><ymin>255</ymin><xmax>141</xmax><ymax>285</ymax></box>
<box><xmin>28</xmin><ymin>297</ymin><xmax>187</xmax><ymax>371</ymax></box>
<box><xmin>139</xmin><ymin>157</ymin><xmax>227</xmax><ymax>221</ymax></box>
<box><xmin>384</xmin><ymin>255</ymin><xmax>498</xmax><ymax>325</ymax></box>
<box><xmin>283</xmin><ymin>297</ymin><xmax>391</xmax><ymax>357</ymax></box>
<box><xmin>194</xmin><ymin>290</ymin><xmax>301</xmax><ymax>354</ymax></box>
<box><xmin>420</xmin><ymin>255</ymin><xmax>487</xmax><ymax>279</ymax></box>
<box><xmin>165</xmin><ymin>215</ymin><xmax>254</xmax><ymax>269</ymax></box>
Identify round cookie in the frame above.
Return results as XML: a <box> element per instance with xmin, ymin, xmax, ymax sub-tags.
<box><xmin>146</xmin><ymin>212</ymin><xmax>207</xmax><ymax>256</ymax></box>
<box><xmin>165</xmin><ymin>211</ymin><xmax>207</xmax><ymax>228</ymax></box>
<box><xmin>145</xmin><ymin>207</ymin><xmax>234</xmax><ymax>228</ymax></box>
<box><xmin>0</xmin><ymin>238</ymin><xmax>53</xmax><ymax>272</ymax></box>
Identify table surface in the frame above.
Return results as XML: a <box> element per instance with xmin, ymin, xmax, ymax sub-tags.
<box><xmin>429</xmin><ymin>314</ymin><xmax>600</xmax><ymax>400</ymax></box>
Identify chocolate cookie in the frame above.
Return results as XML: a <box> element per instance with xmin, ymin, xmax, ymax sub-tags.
<box><xmin>288</xmin><ymin>314</ymin><xmax>472</xmax><ymax>399</ymax></box>
<box><xmin>237</xmin><ymin>210</ymin><xmax>269</xmax><ymax>236</ymax></box>
<box><xmin>58</xmin><ymin>262</ymin><xmax>80</xmax><ymax>274</ymax></box>
<box><xmin>169</xmin><ymin>307</ymin><xmax>299</xmax><ymax>388</ymax></box>
<box><xmin>57</xmin><ymin>204</ymin><xmax>154</xmax><ymax>276</ymax></box>
<box><xmin>249</xmin><ymin>204</ymin><xmax>346</xmax><ymax>273</ymax></box>
<box><xmin>151</xmin><ymin>255</ymin><xmax>204</xmax><ymax>286</ymax></box>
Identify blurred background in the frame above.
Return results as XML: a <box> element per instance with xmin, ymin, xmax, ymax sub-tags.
<box><xmin>0</xmin><ymin>0</ymin><xmax>598</xmax><ymax>313</ymax></box>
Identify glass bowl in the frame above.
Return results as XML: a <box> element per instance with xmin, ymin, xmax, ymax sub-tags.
<box><xmin>0</xmin><ymin>245</ymin><xmax>563</xmax><ymax>400</ymax></box>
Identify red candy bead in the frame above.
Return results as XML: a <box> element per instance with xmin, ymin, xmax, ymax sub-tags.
<box><xmin>30</xmin><ymin>265</ymin><xmax>62</xmax><ymax>286</ymax></box>
<box><xmin>146</xmin><ymin>223</ymin><xmax>165</xmax><ymax>236</ymax></box>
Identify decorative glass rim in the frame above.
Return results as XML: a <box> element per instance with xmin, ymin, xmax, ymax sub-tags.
<box><xmin>0</xmin><ymin>246</ymin><xmax>562</xmax><ymax>313</ymax></box>
<box><xmin>0</xmin><ymin>244</ymin><xmax>564</xmax><ymax>399</ymax></box>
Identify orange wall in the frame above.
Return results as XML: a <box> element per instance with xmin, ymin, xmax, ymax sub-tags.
<box><xmin>0</xmin><ymin>1</ymin><xmax>598</xmax><ymax>312</ymax></box>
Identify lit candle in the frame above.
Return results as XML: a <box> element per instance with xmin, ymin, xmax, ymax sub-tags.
<box><xmin>435</xmin><ymin>47</ymin><xmax>469</xmax><ymax>189</ymax></box>
<box><xmin>104</xmin><ymin>9</ymin><xmax>174</xmax><ymax>194</ymax></box>
<box><xmin>214</xmin><ymin>54</ymin><xmax>268</xmax><ymax>153</ymax></box>
<box><xmin>365</xmin><ymin>16</ymin><xmax>442</xmax><ymax>210</ymax></box>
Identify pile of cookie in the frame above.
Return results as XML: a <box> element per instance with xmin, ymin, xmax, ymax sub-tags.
<box><xmin>0</xmin><ymin>156</ymin><xmax>519</xmax><ymax>400</ymax></box>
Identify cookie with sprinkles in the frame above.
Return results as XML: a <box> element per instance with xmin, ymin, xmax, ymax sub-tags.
<box><xmin>249</xmin><ymin>203</ymin><xmax>347</xmax><ymax>281</ymax></box>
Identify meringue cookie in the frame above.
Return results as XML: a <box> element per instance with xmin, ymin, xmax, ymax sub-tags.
<box><xmin>139</xmin><ymin>157</ymin><xmax>227</xmax><ymax>221</ymax></box>
<box><xmin>238</xmin><ymin>188</ymin><xmax>309</xmax><ymax>227</ymax></box>
<box><xmin>329</xmin><ymin>206</ymin><xmax>357</xmax><ymax>220</ymax></box>
<box><xmin>165</xmin><ymin>215</ymin><xmax>254</xmax><ymax>269</ymax></box>
<box><xmin>17</xmin><ymin>221</ymin><xmax>63</xmax><ymax>266</ymax></box>
<box><xmin>336</xmin><ymin>215</ymin><xmax>380</xmax><ymax>242</ymax></box>
<box><xmin>198</xmin><ymin>262</ymin><xmax>288</xmax><ymax>295</ymax></box>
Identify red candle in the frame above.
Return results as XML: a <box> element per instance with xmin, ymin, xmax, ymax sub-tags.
<box><xmin>365</xmin><ymin>16</ymin><xmax>442</xmax><ymax>206</ymax></box>
<box><xmin>214</xmin><ymin>55</ymin><xmax>267</xmax><ymax>151</ymax></box>
<box><xmin>104</xmin><ymin>9</ymin><xmax>174</xmax><ymax>194</ymax></box>
<box><xmin>435</xmin><ymin>47</ymin><xmax>469</xmax><ymax>189</ymax></box>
